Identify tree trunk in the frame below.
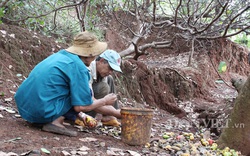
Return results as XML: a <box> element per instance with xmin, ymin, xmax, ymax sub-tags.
<box><xmin>218</xmin><ymin>76</ymin><xmax>250</xmax><ymax>155</ymax></box>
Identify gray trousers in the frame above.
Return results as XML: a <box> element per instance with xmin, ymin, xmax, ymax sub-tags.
<box><xmin>87</xmin><ymin>75</ymin><xmax>118</xmax><ymax>117</ymax></box>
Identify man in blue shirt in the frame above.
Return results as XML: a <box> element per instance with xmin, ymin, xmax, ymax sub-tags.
<box><xmin>14</xmin><ymin>31</ymin><xmax>121</xmax><ymax>136</ymax></box>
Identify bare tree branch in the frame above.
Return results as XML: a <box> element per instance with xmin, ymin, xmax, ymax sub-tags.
<box><xmin>3</xmin><ymin>0</ymin><xmax>249</xmax><ymax>60</ymax></box>
<box><xmin>222</xmin><ymin>5</ymin><xmax>250</xmax><ymax>37</ymax></box>
<box><xmin>3</xmin><ymin>0</ymin><xmax>88</xmax><ymax>23</ymax></box>
<box><xmin>193</xmin><ymin>1</ymin><xmax>229</xmax><ymax>35</ymax></box>
<box><xmin>0</xmin><ymin>0</ymin><xmax>10</xmax><ymax>8</ymax></box>
<box><xmin>174</xmin><ymin>0</ymin><xmax>182</xmax><ymax>25</ymax></box>
<box><xmin>109</xmin><ymin>0</ymin><xmax>250</xmax><ymax>60</ymax></box>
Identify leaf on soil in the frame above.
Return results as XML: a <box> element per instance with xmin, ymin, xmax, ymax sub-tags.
<box><xmin>0</xmin><ymin>30</ymin><xmax>7</xmax><ymax>35</ymax></box>
<box><xmin>20</xmin><ymin>150</ymin><xmax>40</xmax><ymax>156</ymax></box>
<box><xmin>78</xmin><ymin>146</ymin><xmax>90</xmax><ymax>151</ymax></box>
<box><xmin>215</xmin><ymin>79</ymin><xmax>224</xmax><ymax>84</ymax></box>
<box><xmin>16</xmin><ymin>74</ymin><xmax>22</xmax><ymax>77</ymax></box>
<box><xmin>0</xmin><ymin>105</ymin><xmax>5</xmax><ymax>110</ymax></box>
<box><xmin>53</xmin><ymin>137</ymin><xmax>60</xmax><ymax>141</ymax></box>
<box><xmin>127</xmin><ymin>150</ymin><xmax>141</xmax><ymax>156</ymax></box>
<box><xmin>0</xmin><ymin>151</ymin><xmax>18</xmax><ymax>156</ymax></box>
<box><xmin>9</xmin><ymin>34</ymin><xmax>15</xmax><ymax>38</ymax></box>
<box><xmin>107</xmin><ymin>147</ymin><xmax>125</xmax><ymax>155</ymax></box>
<box><xmin>77</xmin><ymin>151</ymin><xmax>88</xmax><ymax>155</ymax></box>
<box><xmin>107</xmin><ymin>147</ymin><xmax>123</xmax><ymax>152</ymax></box>
<box><xmin>218</xmin><ymin>61</ymin><xmax>227</xmax><ymax>73</ymax></box>
<box><xmin>0</xmin><ymin>114</ymin><xmax>3</xmax><ymax>118</ymax></box>
<box><xmin>4</xmin><ymin>98</ymin><xmax>13</xmax><ymax>102</ymax></box>
<box><xmin>7</xmin><ymin>137</ymin><xmax>22</xmax><ymax>142</ymax></box>
<box><xmin>4</xmin><ymin>107</ymin><xmax>15</xmax><ymax>113</ymax></box>
<box><xmin>14</xmin><ymin>114</ymin><xmax>21</xmax><ymax>118</ymax></box>
<box><xmin>106</xmin><ymin>150</ymin><xmax>119</xmax><ymax>155</ymax></box>
<box><xmin>99</xmin><ymin>142</ymin><xmax>106</xmax><ymax>147</ymax></box>
<box><xmin>41</xmin><ymin>148</ymin><xmax>50</xmax><ymax>154</ymax></box>
<box><xmin>61</xmin><ymin>150</ymin><xmax>71</xmax><ymax>156</ymax></box>
<box><xmin>79</xmin><ymin>137</ymin><xmax>97</xmax><ymax>142</ymax></box>
<box><xmin>9</xmin><ymin>90</ymin><xmax>15</xmax><ymax>94</ymax></box>
<box><xmin>70</xmin><ymin>150</ymin><xmax>77</xmax><ymax>155</ymax></box>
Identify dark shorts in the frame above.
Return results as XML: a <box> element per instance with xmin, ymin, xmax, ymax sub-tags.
<box><xmin>63</xmin><ymin>108</ymin><xmax>78</xmax><ymax>121</ymax></box>
<box><xmin>63</xmin><ymin>108</ymin><xmax>96</xmax><ymax>121</ymax></box>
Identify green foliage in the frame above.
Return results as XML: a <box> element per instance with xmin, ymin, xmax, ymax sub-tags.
<box><xmin>231</xmin><ymin>32</ymin><xmax>250</xmax><ymax>48</ymax></box>
<box><xmin>1</xmin><ymin>0</ymin><xmax>82</xmax><ymax>43</ymax></box>
<box><xmin>218</xmin><ymin>61</ymin><xmax>227</xmax><ymax>73</ymax></box>
<box><xmin>0</xmin><ymin>8</ymin><xmax>4</xmax><ymax>24</ymax></box>
<box><xmin>0</xmin><ymin>0</ymin><xmax>249</xmax><ymax>46</ymax></box>
<box><xmin>0</xmin><ymin>8</ymin><xmax>4</xmax><ymax>17</ymax></box>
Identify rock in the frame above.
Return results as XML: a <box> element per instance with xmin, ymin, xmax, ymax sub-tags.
<box><xmin>231</xmin><ymin>78</ymin><xmax>246</xmax><ymax>93</ymax></box>
<box><xmin>61</xmin><ymin>150</ymin><xmax>70</xmax><ymax>156</ymax></box>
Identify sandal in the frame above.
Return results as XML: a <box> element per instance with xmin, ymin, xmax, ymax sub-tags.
<box><xmin>102</xmin><ymin>119</ymin><xmax>121</xmax><ymax>127</ymax></box>
<box><xmin>75</xmin><ymin>118</ymin><xmax>86</xmax><ymax>127</ymax></box>
<box><xmin>42</xmin><ymin>123</ymin><xmax>77</xmax><ymax>137</ymax></box>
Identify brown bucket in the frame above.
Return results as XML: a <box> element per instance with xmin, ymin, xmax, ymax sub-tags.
<box><xmin>121</xmin><ymin>107</ymin><xmax>154</xmax><ymax>145</ymax></box>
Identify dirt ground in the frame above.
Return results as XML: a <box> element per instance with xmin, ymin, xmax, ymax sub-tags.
<box><xmin>0</xmin><ymin>101</ymin><xmax>170</xmax><ymax>155</ymax></box>
<box><xmin>0</xmin><ymin>23</ymin><xmax>250</xmax><ymax>156</ymax></box>
<box><xmin>0</xmin><ymin>81</ymin><xmax>241</xmax><ymax>156</ymax></box>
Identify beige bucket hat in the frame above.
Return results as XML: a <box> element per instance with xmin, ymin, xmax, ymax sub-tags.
<box><xmin>66</xmin><ymin>31</ymin><xmax>107</xmax><ymax>57</ymax></box>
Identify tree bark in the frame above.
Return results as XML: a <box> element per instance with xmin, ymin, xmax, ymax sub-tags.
<box><xmin>218</xmin><ymin>76</ymin><xmax>250</xmax><ymax>155</ymax></box>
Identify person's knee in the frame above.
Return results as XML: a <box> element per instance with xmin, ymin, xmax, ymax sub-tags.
<box><xmin>93</xmin><ymin>82</ymin><xmax>110</xmax><ymax>99</ymax></box>
<box><xmin>107</xmin><ymin>75</ymin><xmax>116</xmax><ymax>94</ymax></box>
<box><xmin>107</xmin><ymin>75</ymin><xmax>114</xmax><ymax>84</ymax></box>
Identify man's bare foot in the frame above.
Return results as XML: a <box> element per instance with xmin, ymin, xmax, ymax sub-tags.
<box><xmin>52</xmin><ymin>116</ymin><xmax>65</xmax><ymax>128</ymax></box>
<box><xmin>101</xmin><ymin>116</ymin><xmax>120</xmax><ymax>127</ymax></box>
<box><xmin>101</xmin><ymin>116</ymin><xmax>116</xmax><ymax>122</ymax></box>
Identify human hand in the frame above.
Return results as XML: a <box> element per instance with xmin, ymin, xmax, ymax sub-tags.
<box><xmin>103</xmin><ymin>93</ymin><xmax>117</xmax><ymax>105</ymax></box>
<box><xmin>78</xmin><ymin>112</ymin><xmax>97</xmax><ymax>128</ymax></box>
<box><xmin>85</xmin><ymin>116</ymin><xmax>97</xmax><ymax>128</ymax></box>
